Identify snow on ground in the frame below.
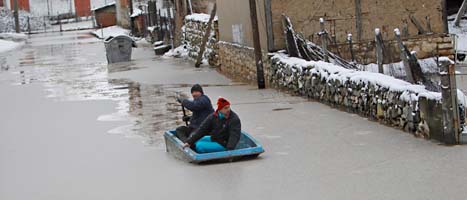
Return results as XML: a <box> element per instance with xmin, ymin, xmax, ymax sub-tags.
<box><xmin>91</xmin><ymin>26</ymin><xmax>130</xmax><ymax>39</ymax></box>
<box><xmin>58</xmin><ymin>20</ymin><xmax>94</xmax><ymax>31</ymax></box>
<box><xmin>163</xmin><ymin>45</ymin><xmax>189</xmax><ymax>58</ymax></box>
<box><xmin>0</xmin><ymin>39</ymin><xmax>24</xmax><ymax>54</ymax></box>
<box><xmin>0</xmin><ymin>33</ymin><xmax>28</xmax><ymax>41</ymax></box>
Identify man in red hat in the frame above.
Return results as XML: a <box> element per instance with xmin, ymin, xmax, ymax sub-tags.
<box><xmin>182</xmin><ymin>97</ymin><xmax>241</xmax><ymax>153</ymax></box>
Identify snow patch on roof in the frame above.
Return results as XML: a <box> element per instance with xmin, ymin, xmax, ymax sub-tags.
<box><xmin>130</xmin><ymin>8</ymin><xmax>143</xmax><ymax>18</ymax></box>
<box><xmin>91</xmin><ymin>1</ymin><xmax>116</xmax><ymax>11</ymax></box>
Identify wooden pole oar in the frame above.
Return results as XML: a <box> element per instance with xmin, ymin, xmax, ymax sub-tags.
<box><xmin>181</xmin><ymin>104</ymin><xmax>189</xmax><ymax>126</ymax></box>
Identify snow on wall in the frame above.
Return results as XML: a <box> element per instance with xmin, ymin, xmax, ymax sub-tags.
<box><xmin>179</xmin><ymin>13</ymin><xmax>218</xmax><ymax>66</ymax></box>
<box><xmin>269</xmin><ymin>52</ymin><xmax>466</xmax><ymax>139</ymax></box>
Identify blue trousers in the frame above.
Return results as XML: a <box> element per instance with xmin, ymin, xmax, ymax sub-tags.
<box><xmin>195</xmin><ymin>136</ymin><xmax>226</xmax><ymax>153</ymax></box>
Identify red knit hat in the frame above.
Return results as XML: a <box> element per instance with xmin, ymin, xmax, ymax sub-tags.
<box><xmin>216</xmin><ymin>97</ymin><xmax>231</xmax><ymax>112</ymax></box>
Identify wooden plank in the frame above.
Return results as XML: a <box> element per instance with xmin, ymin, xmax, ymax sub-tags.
<box><xmin>282</xmin><ymin>15</ymin><xmax>300</xmax><ymax>57</ymax></box>
<box><xmin>195</xmin><ymin>3</ymin><xmax>217</xmax><ymax>68</ymax></box>
<box><xmin>426</xmin><ymin>16</ymin><xmax>432</xmax><ymax>33</ymax></box>
<box><xmin>394</xmin><ymin>28</ymin><xmax>414</xmax><ymax>83</ymax></box>
<box><xmin>264</xmin><ymin>0</ymin><xmax>274</xmax><ymax>52</ymax></box>
<box><xmin>249</xmin><ymin>0</ymin><xmax>266</xmax><ymax>89</ymax></box>
<box><xmin>409</xmin><ymin>15</ymin><xmax>426</xmax><ymax>34</ymax></box>
<box><xmin>455</xmin><ymin>0</ymin><xmax>467</xmax><ymax>27</ymax></box>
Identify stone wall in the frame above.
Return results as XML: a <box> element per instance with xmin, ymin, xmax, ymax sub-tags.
<box><xmin>218</xmin><ymin>41</ymin><xmax>271</xmax><ymax>85</ymax></box>
<box><xmin>270</xmin><ymin>0</ymin><xmax>446</xmax><ymax>50</ymax></box>
<box><xmin>181</xmin><ymin>14</ymin><xmax>219</xmax><ymax>66</ymax></box>
<box><xmin>327</xmin><ymin>34</ymin><xmax>454</xmax><ymax>65</ymax></box>
<box><xmin>268</xmin><ymin>53</ymin><xmax>466</xmax><ymax>142</ymax></box>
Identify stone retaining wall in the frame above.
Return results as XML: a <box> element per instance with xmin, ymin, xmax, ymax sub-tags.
<box><xmin>181</xmin><ymin>14</ymin><xmax>219</xmax><ymax>66</ymax></box>
<box><xmin>218</xmin><ymin>42</ymin><xmax>256</xmax><ymax>83</ymax></box>
<box><xmin>269</xmin><ymin>53</ymin><xmax>466</xmax><ymax>141</ymax></box>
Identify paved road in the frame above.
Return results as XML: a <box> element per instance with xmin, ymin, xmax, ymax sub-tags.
<box><xmin>1</xmin><ymin>30</ymin><xmax>467</xmax><ymax>200</ymax></box>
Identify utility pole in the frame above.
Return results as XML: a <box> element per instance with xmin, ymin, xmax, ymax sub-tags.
<box><xmin>129</xmin><ymin>0</ymin><xmax>135</xmax><ymax>34</ymax></box>
<box><xmin>249</xmin><ymin>0</ymin><xmax>266</xmax><ymax>89</ymax></box>
<box><xmin>13</xmin><ymin>0</ymin><xmax>20</xmax><ymax>33</ymax></box>
<box><xmin>47</xmin><ymin>0</ymin><xmax>50</xmax><ymax>17</ymax></box>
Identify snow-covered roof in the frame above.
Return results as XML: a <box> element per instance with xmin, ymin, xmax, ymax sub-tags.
<box><xmin>91</xmin><ymin>2</ymin><xmax>116</xmax><ymax>11</ymax></box>
<box><xmin>130</xmin><ymin>8</ymin><xmax>143</xmax><ymax>18</ymax></box>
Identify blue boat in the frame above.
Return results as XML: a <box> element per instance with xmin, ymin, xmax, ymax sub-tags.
<box><xmin>164</xmin><ymin>130</ymin><xmax>265</xmax><ymax>163</ymax></box>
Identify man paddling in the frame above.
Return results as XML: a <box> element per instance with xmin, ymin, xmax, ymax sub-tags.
<box><xmin>183</xmin><ymin>97</ymin><xmax>241</xmax><ymax>153</ymax></box>
<box><xmin>176</xmin><ymin>84</ymin><xmax>214</xmax><ymax>142</ymax></box>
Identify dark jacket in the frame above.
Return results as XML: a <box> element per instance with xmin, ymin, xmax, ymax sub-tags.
<box><xmin>186</xmin><ymin>111</ymin><xmax>241</xmax><ymax>150</ymax></box>
<box><xmin>182</xmin><ymin>94</ymin><xmax>214</xmax><ymax>129</ymax></box>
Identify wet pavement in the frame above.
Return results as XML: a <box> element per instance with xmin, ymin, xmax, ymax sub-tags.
<box><xmin>2</xmin><ymin>30</ymin><xmax>467</xmax><ymax>200</ymax></box>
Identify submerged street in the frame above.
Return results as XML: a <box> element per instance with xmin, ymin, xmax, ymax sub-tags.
<box><xmin>2</xmin><ymin>30</ymin><xmax>467</xmax><ymax>200</ymax></box>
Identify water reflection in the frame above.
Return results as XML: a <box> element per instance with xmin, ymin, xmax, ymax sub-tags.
<box><xmin>0</xmin><ymin>31</ymin><xmax>187</xmax><ymax>147</ymax></box>
<box><xmin>98</xmin><ymin>79</ymin><xmax>186</xmax><ymax>146</ymax></box>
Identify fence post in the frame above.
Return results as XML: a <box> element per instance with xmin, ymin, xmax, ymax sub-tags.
<box><xmin>319</xmin><ymin>18</ymin><xmax>329</xmax><ymax>62</ymax></box>
<box><xmin>59</xmin><ymin>16</ymin><xmax>63</xmax><ymax>32</ymax></box>
<box><xmin>403</xmin><ymin>20</ymin><xmax>409</xmax><ymax>38</ymax></box>
<box><xmin>44</xmin><ymin>16</ymin><xmax>47</xmax><ymax>32</ymax></box>
<box><xmin>394</xmin><ymin>28</ymin><xmax>414</xmax><ymax>83</ymax></box>
<box><xmin>440</xmin><ymin>60</ymin><xmax>460</xmax><ymax>144</ymax></box>
<box><xmin>100</xmin><ymin>23</ymin><xmax>104</xmax><ymax>39</ymax></box>
<box><xmin>347</xmin><ymin>33</ymin><xmax>355</xmax><ymax>62</ymax></box>
<box><xmin>27</xmin><ymin>17</ymin><xmax>31</xmax><ymax>34</ymax></box>
<box><xmin>375</xmin><ymin>28</ymin><xmax>384</xmax><ymax>74</ymax></box>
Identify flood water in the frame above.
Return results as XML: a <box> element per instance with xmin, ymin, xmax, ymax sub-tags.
<box><xmin>2</xmin><ymin>30</ymin><xmax>467</xmax><ymax>200</ymax></box>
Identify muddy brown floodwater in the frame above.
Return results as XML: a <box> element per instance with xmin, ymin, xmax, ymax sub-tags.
<box><xmin>2</xmin><ymin>30</ymin><xmax>467</xmax><ymax>200</ymax></box>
